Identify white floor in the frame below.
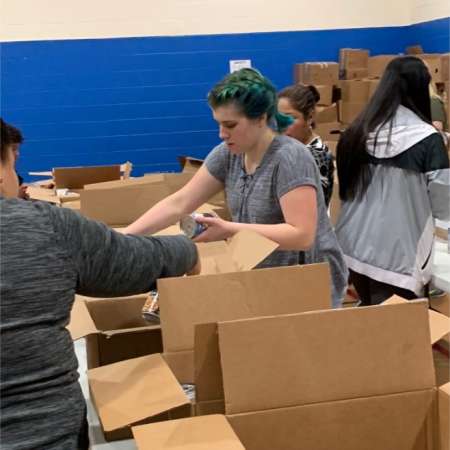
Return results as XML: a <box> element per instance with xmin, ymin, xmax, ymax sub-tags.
<box><xmin>75</xmin><ymin>339</ymin><xmax>137</xmax><ymax>450</ymax></box>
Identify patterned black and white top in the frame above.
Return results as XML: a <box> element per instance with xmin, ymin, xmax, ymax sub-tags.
<box><xmin>307</xmin><ymin>136</ymin><xmax>334</xmax><ymax>206</ymax></box>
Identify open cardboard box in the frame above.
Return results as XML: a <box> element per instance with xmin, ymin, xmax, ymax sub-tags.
<box><xmin>132</xmin><ymin>299</ymin><xmax>444</xmax><ymax>450</ymax></box>
<box><xmin>177</xmin><ymin>155</ymin><xmax>204</xmax><ymax>173</ymax></box>
<box><xmin>53</xmin><ymin>164</ymin><xmax>121</xmax><ymax>189</ymax></box>
<box><xmin>68</xmin><ymin>295</ymin><xmax>162</xmax><ymax>369</ymax></box>
<box><xmin>87</xmin><ymin>260</ymin><xmax>333</xmax><ymax>440</ymax></box>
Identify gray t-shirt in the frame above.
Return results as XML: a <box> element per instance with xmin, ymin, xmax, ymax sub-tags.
<box><xmin>0</xmin><ymin>198</ymin><xmax>197</xmax><ymax>449</ymax></box>
<box><xmin>205</xmin><ymin>135</ymin><xmax>347</xmax><ymax>307</ymax></box>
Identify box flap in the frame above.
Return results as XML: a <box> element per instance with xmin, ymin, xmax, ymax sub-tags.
<box><xmin>80</xmin><ymin>183</ymin><xmax>171</xmax><ymax>226</ymax></box>
<box><xmin>88</xmin><ymin>354</ymin><xmax>189</xmax><ymax>432</ymax></box>
<box><xmin>217</xmin><ymin>300</ymin><xmax>434</xmax><ymax>415</ymax></box>
<box><xmin>132</xmin><ymin>415</ymin><xmax>245</xmax><ymax>450</ymax></box>
<box><xmin>84</xmin><ymin>177</ymin><xmax>161</xmax><ymax>190</ymax></box>
<box><xmin>158</xmin><ymin>263</ymin><xmax>331</xmax><ymax>356</ymax></box>
<box><xmin>53</xmin><ymin>165</ymin><xmax>121</xmax><ymax>189</ymax></box>
<box><xmin>384</xmin><ymin>295</ymin><xmax>450</xmax><ymax>344</ymax></box>
<box><xmin>227</xmin><ymin>230</ymin><xmax>279</xmax><ymax>271</ymax></box>
<box><xmin>67</xmin><ymin>298</ymin><xmax>98</xmax><ymax>340</ymax></box>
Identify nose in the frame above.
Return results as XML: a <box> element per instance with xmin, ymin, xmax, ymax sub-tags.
<box><xmin>219</xmin><ymin>125</ymin><xmax>229</xmax><ymax>141</ymax></box>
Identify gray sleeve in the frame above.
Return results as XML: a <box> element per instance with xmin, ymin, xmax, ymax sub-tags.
<box><xmin>275</xmin><ymin>143</ymin><xmax>320</xmax><ymax>199</ymax></box>
<box><xmin>48</xmin><ymin>207</ymin><xmax>198</xmax><ymax>297</ymax></box>
<box><xmin>204</xmin><ymin>144</ymin><xmax>229</xmax><ymax>183</ymax></box>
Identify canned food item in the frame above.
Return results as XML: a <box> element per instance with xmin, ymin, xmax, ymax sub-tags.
<box><xmin>142</xmin><ymin>290</ymin><xmax>160</xmax><ymax>323</ymax></box>
<box><xmin>180</xmin><ymin>213</ymin><xmax>213</xmax><ymax>239</ymax></box>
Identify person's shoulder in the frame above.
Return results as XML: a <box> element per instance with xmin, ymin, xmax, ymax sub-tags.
<box><xmin>273</xmin><ymin>135</ymin><xmax>315</xmax><ymax>164</ymax></box>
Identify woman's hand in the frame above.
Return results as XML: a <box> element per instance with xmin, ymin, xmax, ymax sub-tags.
<box><xmin>193</xmin><ymin>216</ymin><xmax>236</xmax><ymax>243</ymax></box>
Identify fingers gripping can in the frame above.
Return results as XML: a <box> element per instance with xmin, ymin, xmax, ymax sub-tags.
<box><xmin>180</xmin><ymin>213</ymin><xmax>213</xmax><ymax>239</ymax></box>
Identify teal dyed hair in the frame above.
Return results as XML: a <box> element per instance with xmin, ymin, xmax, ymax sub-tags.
<box><xmin>207</xmin><ymin>68</ymin><xmax>293</xmax><ymax>132</ymax></box>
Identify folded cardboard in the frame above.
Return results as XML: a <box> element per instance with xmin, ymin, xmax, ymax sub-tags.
<box><xmin>194</xmin><ymin>300</ymin><xmax>436</xmax><ymax>450</ymax></box>
<box><xmin>314</xmin><ymin>121</ymin><xmax>342</xmax><ymax>141</ymax></box>
<box><xmin>53</xmin><ymin>165</ymin><xmax>121</xmax><ymax>189</ymax></box>
<box><xmin>338</xmin><ymin>79</ymin><xmax>370</xmax><ymax>103</ymax></box>
<box><xmin>88</xmin><ymin>354</ymin><xmax>191</xmax><ymax>440</ymax></box>
<box><xmin>315</xmin><ymin>84</ymin><xmax>333</xmax><ymax>106</ymax></box>
<box><xmin>132</xmin><ymin>414</ymin><xmax>246</xmax><ymax>450</ymax></box>
<box><xmin>178</xmin><ymin>156</ymin><xmax>204</xmax><ymax>173</ymax></box>
<box><xmin>339</xmin><ymin>48</ymin><xmax>369</xmax><ymax>73</ymax></box>
<box><xmin>68</xmin><ymin>295</ymin><xmax>162</xmax><ymax>369</ymax></box>
<box><xmin>439</xmin><ymin>382</ymin><xmax>449</xmax><ymax>450</ymax></box>
<box><xmin>294</xmin><ymin>62</ymin><xmax>339</xmax><ymax>85</ymax></box>
<box><xmin>368</xmin><ymin>55</ymin><xmax>396</xmax><ymax>79</ymax></box>
<box><xmin>339</xmin><ymin>101</ymin><xmax>366</xmax><ymax>125</ymax></box>
<box><xmin>158</xmin><ymin>257</ymin><xmax>332</xmax><ymax>383</ymax></box>
<box><xmin>316</xmin><ymin>103</ymin><xmax>338</xmax><ymax>124</ymax></box>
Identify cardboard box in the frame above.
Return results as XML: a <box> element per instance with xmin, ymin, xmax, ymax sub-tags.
<box><xmin>368</xmin><ymin>55</ymin><xmax>397</xmax><ymax>79</ymax></box>
<box><xmin>324</xmin><ymin>140</ymin><xmax>337</xmax><ymax>157</ymax></box>
<box><xmin>88</xmin><ymin>261</ymin><xmax>332</xmax><ymax>440</ymax></box>
<box><xmin>316</xmin><ymin>103</ymin><xmax>338</xmax><ymax>124</ymax></box>
<box><xmin>53</xmin><ymin>165</ymin><xmax>121</xmax><ymax>189</ymax></box>
<box><xmin>339</xmin><ymin>48</ymin><xmax>369</xmax><ymax>72</ymax></box>
<box><xmin>294</xmin><ymin>62</ymin><xmax>339</xmax><ymax>86</ymax></box>
<box><xmin>132</xmin><ymin>414</ymin><xmax>245</xmax><ymax>449</ymax></box>
<box><xmin>194</xmin><ymin>300</ymin><xmax>436</xmax><ymax>450</ymax></box>
<box><xmin>339</xmin><ymin>80</ymin><xmax>370</xmax><ymax>103</ymax></box>
<box><xmin>315</xmin><ymin>121</ymin><xmax>342</xmax><ymax>141</ymax></box>
<box><xmin>339</xmin><ymin>101</ymin><xmax>366</xmax><ymax>125</ymax></box>
<box><xmin>441</xmin><ymin>53</ymin><xmax>449</xmax><ymax>82</ymax></box>
<box><xmin>315</xmin><ymin>85</ymin><xmax>333</xmax><ymax>106</ymax></box>
<box><xmin>406</xmin><ymin>45</ymin><xmax>424</xmax><ymax>55</ymax></box>
<box><xmin>178</xmin><ymin>156</ymin><xmax>204</xmax><ymax>173</ymax></box>
<box><xmin>439</xmin><ymin>382</ymin><xmax>449</xmax><ymax>450</ymax></box>
<box><xmin>343</xmin><ymin>68</ymin><xmax>369</xmax><ymax>80</ymax></box>
<box><xmin>68</xmin><ymin>295</ymin><xmax>163</xmax><ymax>369</ymax></box>
<box><xmin>418</xmin><ymin>54</ymin><xmax>444</xmax><ymax>83</ymax></box>
<box><xmin>158</xmin><ymin>260</ymin><xmax>332</xmax><ymax>383</ymax></box>
<box><xmin>430</xmin><ymin>293</ymin><xmax>450</xmax><ymax>317</ymax></box>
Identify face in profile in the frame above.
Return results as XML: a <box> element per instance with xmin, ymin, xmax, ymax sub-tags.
<box><xmin>0</xmin><ymin>145</ymin><xmax>19</xmax><ymax>198</ymax></box>
<box><xmin>212</xmin><ymin>103</ymin><xmax>266</xmax><ymax>154</ymax></box>
<box><xmin>278</xmin><ymin>97</ymin><xmax>313</xmax><ymax>144</ymax></box>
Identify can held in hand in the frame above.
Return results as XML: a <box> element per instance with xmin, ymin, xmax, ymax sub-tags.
<box><xmin>180</xmin><ymin>213</ymin><xmax>213</xmax><ymax>239</ymax></box>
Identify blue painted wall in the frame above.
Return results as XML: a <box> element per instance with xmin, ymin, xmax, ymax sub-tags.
<box><xmin>1</xmin><ymin>17</ymin><xmax>448</xmax><ymax>179</ymax></box>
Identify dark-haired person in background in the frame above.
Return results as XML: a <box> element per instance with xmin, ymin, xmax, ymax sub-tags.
<box><xmin>0</xmin><ymin>117</ymin><xmax>200</xmax><ymax>449</ymax></box>
<box><xmin>335</xmin><ymin>56</ymin><xmax>450</xmax><ymax>306</ymax></box>
<box><xmin>278</xmin><ymin>84</ymin><xmax>334</xmax><ymax>206</ymax></box>
<box><xmin>1</xmin><ymin>119</ymin><xmax>29</xmax><ymax>199</ymax></box>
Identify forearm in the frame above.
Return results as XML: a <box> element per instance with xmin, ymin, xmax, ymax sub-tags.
<box><xmin>229</xmin><ymin>222</ymin><xmax>315</xmax><ymax>251</ymax></box>
<box><xmin>124</xmin><ymin>193</ymin><xmax>189</xmax><ymax>235</ymax></box>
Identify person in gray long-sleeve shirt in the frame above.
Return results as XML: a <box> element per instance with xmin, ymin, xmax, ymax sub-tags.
<box><xmin>0</xmin><ymin>120</ymin><xmax>199</xmax><ymax>449</ymax></box>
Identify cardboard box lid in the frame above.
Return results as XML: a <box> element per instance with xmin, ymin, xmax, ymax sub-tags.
<box><xmin>158</xmin><ymin>263</ymin><xmax>332</xmax><ymax>355</ymax></box>
<box><xmin>384</xmin><ymin>295</ymin><xmax>450</xmax><ymax>343</ymax></box>
<box><xmin>67</xmin><ymin>298</ymin><xmax>98</xmax><ymax>340</ymax></box>
<box><xmin>216</xmin><ymin>300</ymin><xmax>434</xmax><ymax>415</ymax></box>
<box><xmin>88</xmin><ymin>354</ymin><xmax>189</xmax><ymax>432</ymax></box>
<box><xmin>132</xmin><ymin>414</ymin><xmax>245</xmax><ymax>450</ymax></box>
<box><xmin>53</xmin><ymin>165</ymin><xmax>121</xmax><ymax>189</ymax></box>
<box><xmin>196</xmin><ymin>230</ymin><xmax>278</xmax><ymax>275</ymax></box>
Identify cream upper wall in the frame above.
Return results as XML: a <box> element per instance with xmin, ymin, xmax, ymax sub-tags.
<box><xmin>0</xmin><ymin>0</ymin><xmax>447</xmax><ymax>42</ymax></box>
<box><xmin>411</xmin><ymin>0</ymin><xmax>450</xmax><ymax>23</ymax></box>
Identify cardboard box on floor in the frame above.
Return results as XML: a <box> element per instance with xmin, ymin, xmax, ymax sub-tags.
<box><xmin>368</xmin><ymin>55</ymin><xmax>396</xmax><ymax>79</ymax></box>
<box><xmin>339</xmin><ymin>101</ymin><xmax>366</xmax><ymax>125</ymax></box>
<box><xmin>68</xmin><ymin>295</ymin><xmax>163</xmax><ymax>369</ymax></box>
<box><xmin>441</xmin><ymin>54</ymin><xmax>450</xmax><ymax>82</ymax></box>
<box><xmin>338</xmin><ymin>79</ymin><xmax>370</xmax><ymax>103</ymax></box>
<box><xmin>418</xmin><ymin>54</ymin><xmax>444</xmax><ymax>83</ymax></box>
<box><xmin>339</xmin><ymin>48</ymin><xmax>369</xmax><ymax>71</ymax></box>
<box><xmin>294</xmin><ymin>62</ymin><xmax>339</xmax><ymax>85</ymax></box>
<box><xmin>133</xmin><ymin>300</ymin><xmax>440</xmax><ymax>450</ymax></box>
<box><xmin>439</xmin><ymin>382</ymin><xmax>449</xmax><ymax>450</ymax></box>
<box><xmin>315</xmin><ymin>85</ymin><xmax>333</xmax><ymax>106</ymax></box>
<box><xmin>87</xmin><ymin>259</ymin><xmax>333</xmax><ymax>440</ymax></box>
<box><xmin>368</xmin><ymin>78</ymin><xmax>380</xmax><ymax>98</ymax></box>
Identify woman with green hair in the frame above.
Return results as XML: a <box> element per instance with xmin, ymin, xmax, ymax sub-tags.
<box><xmin>125</xmin><ymin>68</ymin><xmax>347</xmax><ymax>307</ymax></box>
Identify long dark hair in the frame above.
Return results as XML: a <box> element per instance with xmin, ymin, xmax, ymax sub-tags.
<box><xmin>336</xmin><ymin>56</ymin><xmax>432</xmax><ymax>201</ymax></box>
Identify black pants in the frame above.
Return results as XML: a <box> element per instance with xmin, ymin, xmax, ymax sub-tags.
<box><xmin>349</xmin><ymin>270</ymin><xmax>419</xmax><ymax>306</ymax></box>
